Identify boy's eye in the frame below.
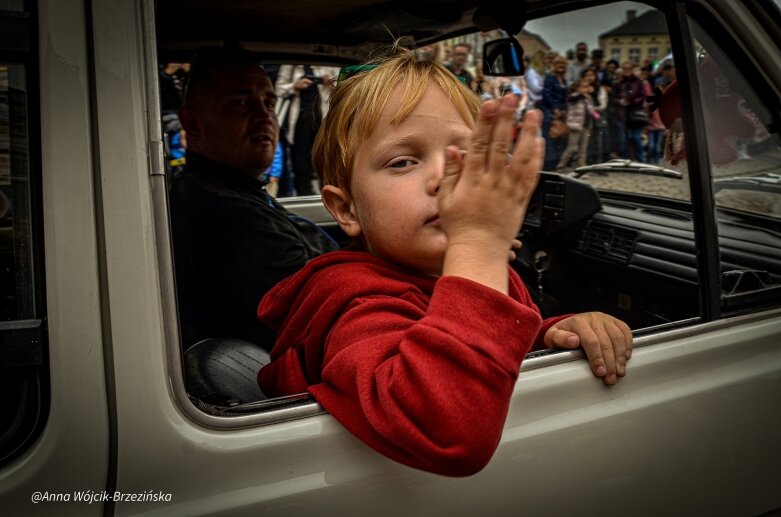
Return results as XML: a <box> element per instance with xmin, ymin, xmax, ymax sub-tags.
<box><xmin>388</xmin><ymin>158</ymin><xmax>415</xmax><ymax>169</ymax></box>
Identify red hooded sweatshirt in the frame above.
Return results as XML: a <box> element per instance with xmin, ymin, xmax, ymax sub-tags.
<box><xmin>257</xmin><ymin>250</ymin><xmax>566</xmax><ymax>476</ymax></box>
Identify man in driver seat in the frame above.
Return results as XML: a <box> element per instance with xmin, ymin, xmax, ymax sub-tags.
<box><xmin>169</xmin><ymin>47</ymin><xmax>338</xmax><ymax>350</ymax></box>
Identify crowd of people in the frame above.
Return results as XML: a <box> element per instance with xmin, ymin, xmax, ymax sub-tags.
<box><xmin>418</xmin><ymin>40</ymin><xmax>676</xmax><ymax>171</ymax></box>
<box><xmin>159</xmin><ymin>40</ymin><xmax>676</xmax><ymax>197</ymax></box>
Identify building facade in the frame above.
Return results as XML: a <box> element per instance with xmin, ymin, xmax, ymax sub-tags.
<box><xmin>599</xmin><ymin>9</ymin><xmax>671</xmax><ymax>66</ymax></box>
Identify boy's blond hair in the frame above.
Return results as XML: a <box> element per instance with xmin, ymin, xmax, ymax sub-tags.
<box><xmin>313</xmin><ymin>46</ymin><xmax>482</xmax><ymax>194</ymax></box>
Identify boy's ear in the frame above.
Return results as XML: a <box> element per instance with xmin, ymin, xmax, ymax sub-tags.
<box><xmin>322</xmin><ymin>185</ymin><xmax>362</xmax><ymax>238</ymax></box>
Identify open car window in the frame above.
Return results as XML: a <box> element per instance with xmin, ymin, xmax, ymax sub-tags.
<box><xmin>159</xmin><ymin>0</ymin><xmax>781</xmax><ymax>418</ymax></box>
<box><xmin>689</xmin><ymin>16</ymin><xmax>781</xmax><ymax>311</ymax></box>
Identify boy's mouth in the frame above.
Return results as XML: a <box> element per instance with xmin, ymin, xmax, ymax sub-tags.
<box><xmin>424</xmin><ymin>214</ymin><xmax>440</xmax><ymax>225</ymax></box>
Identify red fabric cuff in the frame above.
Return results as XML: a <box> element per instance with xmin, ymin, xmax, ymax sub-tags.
<box><xmin>429</xmin><ymin>276</ymin><xmax>542</xmax><ymax>372</ymax></box>
<box><xmin>257</xmin><ymin>347</ymin><xmax>309</xmax><ymax>397</ymax></box>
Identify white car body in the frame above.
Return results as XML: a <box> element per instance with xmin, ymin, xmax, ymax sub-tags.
<box><xmin>0</xmin><ymin>0</ymin><xmax>780</xmax><ymax>515</ymax></box>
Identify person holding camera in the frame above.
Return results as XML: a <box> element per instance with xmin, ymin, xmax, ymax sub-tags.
<box><xmin>275</xmin><ymin>65</ymin><xmax>338</xmax><ymax>196</ymax></box>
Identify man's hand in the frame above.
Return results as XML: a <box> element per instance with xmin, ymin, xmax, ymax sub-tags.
<box><xmin>294</xmin><ymin>77</ymin><xmax>314</xmax><ymax>91</ymax></box>
<box><xmin>543</xmin><ymin>312</ymin><xmax>633</xmax><ymax>385</ymax></box>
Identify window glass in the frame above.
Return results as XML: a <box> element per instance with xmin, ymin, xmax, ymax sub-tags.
<box><xmin>522</xmin><ymin>3</ymin><xmax>690</xmax><ymax>203</ymax></box>
<box><xmin>159</xmin><ymin>61</ymin><xmax>339</xmax><ymax>199</ymax></box>
<box><xmin>689</xmin><ymin>19</ymin><xmax>781</xmax><ymax>308</ymax></box>
<box><xmin>0</xmin><ymin>63</ymin><xmax>35</xmax><ymax>321</ymax></box>
<box><xmin>271</xmin><ymin>63</ymin><xmax>339</xmax><ymax>198</ymax></box>
<box><xmin>0</xmin><ymin>1</ymin><xmax>24</xmax><ymax>12</ymax></box>
<box><xmin>0</xmin><ymin>4</ymin><xmax>46</xmax><ymax>467</ymax></box>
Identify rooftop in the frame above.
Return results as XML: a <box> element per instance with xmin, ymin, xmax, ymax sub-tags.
<box><xmin>600</xmin><ymin>9</ymin><xmax>668</xmax><ymax>38</ymax></box>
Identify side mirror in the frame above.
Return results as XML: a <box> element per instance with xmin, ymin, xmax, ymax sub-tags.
<box><xmin>483</xmin><ymin>37</ymin><xmax>525</xmax><ymax>76</ymax></box>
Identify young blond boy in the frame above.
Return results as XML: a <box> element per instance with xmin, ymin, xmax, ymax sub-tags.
<box><xmin>257</xmin><ymin>48</ymin><xmax>632</xmax><ymax>476</ymax></box>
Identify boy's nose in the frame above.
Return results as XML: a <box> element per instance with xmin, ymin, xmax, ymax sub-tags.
<box><xmin>426</xmin><ymin>158</ymin><xmax>446</xmax><ymax>195</ymax></box>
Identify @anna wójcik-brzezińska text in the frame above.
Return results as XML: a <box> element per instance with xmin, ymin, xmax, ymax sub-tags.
<box><xmin>31</xmin><ymin>490</ymin><xmax>172</xmax><ymax>504</ymax></box>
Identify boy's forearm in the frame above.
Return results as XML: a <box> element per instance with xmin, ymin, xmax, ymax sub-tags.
<box><xmin>313</xmin><ymin>275</ymin><xmax>542</xmax><ymax>476</ymax></box>
<box><xmin>442</xmin><ymin>240</ymin><xmax>511</xmax><ymax>295</ymax></box>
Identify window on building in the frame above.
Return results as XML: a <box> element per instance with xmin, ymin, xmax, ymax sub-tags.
<box><xmin>629</xmin><ymin>48</ymin><xmax>641</xmax><ymax>62</ymax></box>
<box><xmin>611</xmin><ymin>48</ymin><xmax>621</xmax><ymax>61</ymax></box>
<box><xmin>648</xmin><ymin>47</ymin><xmax>659</xmax><ymax>60</ymax></box>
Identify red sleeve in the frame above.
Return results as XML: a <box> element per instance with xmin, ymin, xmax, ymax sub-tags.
<box><xmin>308</xmin><ymin>276</ymin><xmax>542</xmax><ymax>476</ymax></box>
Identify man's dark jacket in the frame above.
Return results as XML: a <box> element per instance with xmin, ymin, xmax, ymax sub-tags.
<box><xmin>169</xmin><ymin>151</ymin><xmax>338</xmax><ymax>350</ymax></box>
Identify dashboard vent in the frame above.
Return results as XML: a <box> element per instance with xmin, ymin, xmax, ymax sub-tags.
<box><xmin>582</xmin><ymin>222</ymin><xmax>638</xmax><ymax>263</ymax></box>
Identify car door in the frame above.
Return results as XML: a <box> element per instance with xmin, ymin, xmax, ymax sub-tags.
<box><xmin>67</xmin><ymin>0</ymin><xmax>781</xmax><ymax>516</ymax></box>
<box><xmin>0</xmin><ymin>0</ymin><xmax>110</xmax><ymax>515</ymax></box>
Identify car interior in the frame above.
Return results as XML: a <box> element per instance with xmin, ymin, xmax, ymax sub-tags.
<box><xmin>154</xmin><ymin>0</ymin><xmax>781</xmax><ymax>412</ymax></box>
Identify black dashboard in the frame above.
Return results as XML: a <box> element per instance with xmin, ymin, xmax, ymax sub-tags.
<box><xmin>518</xmin><ymin>174</ymin><xmax>781</xmax><ymax>327</ymax></box>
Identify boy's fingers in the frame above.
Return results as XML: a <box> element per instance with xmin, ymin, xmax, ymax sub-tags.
<box><xmin>515</xmin><ymin>109</ymin><xmax>542</xmax><ymax>153</ymax></box>
<box><xmin>508</xmin><ymin>109</ymin><xmax>543</xmax><ymax>190</ymax></box>
<box><xmin>440</xmin><ymin>146</ymin><xmax>462</xmax><ymax>197</ymax></box>
<box><xmin>464</xmin><ymin>100</ymin><xmax>498</xmax><ymax>179</ymax></box>
<box><xmin>593</xmin><ymin>325</ymin><xmax>619</xmax><ymax>385</ymax></box>
<box><xmin>507</xmin><ymin>239</ymin><xmax>522</xmax><ymax>262</ymax></box>
<box><xmin>606</xmin><ymin>321</ymin><xmax>628</xmax><ymax>376</ymax></box>
<box><xmin>544</xmin><ymin>328</ymin><xmax>580</xmax><ymax>349</ymax></box>
<box><xmin>617</xmin><ymin>320</ymin><xmax>634</xmax><ymax>359</ymax></box>
<box><xmin>488</xmin><ymin>95</ymin><xmax>519</xmax><ymax>173</ymax></box>
<box><xmin>576</xmin><ymin>323</ymin><xmax>616</xmax><ymax>385</ymax></box>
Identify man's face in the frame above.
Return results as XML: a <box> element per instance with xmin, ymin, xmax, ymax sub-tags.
<box><xmin>452</xmin><ymin>46</ymin><xmax>469</xmax><ymax>66</ymax></box>
<box><xmin>576</xmin><ymin>44</ymin><xmax>588</xmax><ymax>61</ymax></box>
<box><xmin>621</xmin><ymin>62</ymin><xmax>635</xmax><ymax>78</ymax></box>
<box><xmin>183</xmin><ymin>62</ymin><xmax>278</xmax><ymax>177</ymax></box>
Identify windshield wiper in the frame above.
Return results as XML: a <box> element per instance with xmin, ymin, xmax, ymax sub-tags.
<box><xmin>714</xmin><ymin>172</ymin><xmax>781</xmax><ymax>195</ymax></box>
<box><xmin>570</xmin><ymin>159</ymin><xmax>684</xmax><ymax>179</ymax></box>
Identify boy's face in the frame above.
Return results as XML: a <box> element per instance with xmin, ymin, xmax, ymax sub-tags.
<box><xmin>344</xmin><ymin>83</ymin><xmax>471</xmax><ymax>275</ymax></box>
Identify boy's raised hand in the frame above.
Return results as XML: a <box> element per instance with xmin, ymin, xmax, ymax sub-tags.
<box><xmin>543</xmin><ymin>312</ymin><xmax>633</xmax><ymax>385</ymax></box>
<box><xmin>438</xmin><ymin>97</ymin><xmax>544</xmax><ymax>294</ymax></box>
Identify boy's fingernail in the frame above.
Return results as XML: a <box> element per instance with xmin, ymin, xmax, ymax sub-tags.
<box><xmin>607</xmin><ymin>374</ymin><xmax>617</xmax><ymax>384</ymax></box>
<box><xmin>567</xmin><ymin>335</ymin><xmax>578</xmax><ymax>347</ymax></box>
<box><xmin>596</xmin><ymin>366</ymin><xmax>606</xmax><ymax>376</ymax></box>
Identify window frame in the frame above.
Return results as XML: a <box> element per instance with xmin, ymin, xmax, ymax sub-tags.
<box><xmin>0</xmin><ymin>0</ymin><xmax>50</xmax><ymax>467</ymax></box>
<box><xmin>683</xmin><ymin>1</ymin><xmax>781</xmax><ymax>315</ymax></box>
<box><xmin>154</xmin><ymin>0</ymin><xmax>776</xmax><ymax>428</ymax></box>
